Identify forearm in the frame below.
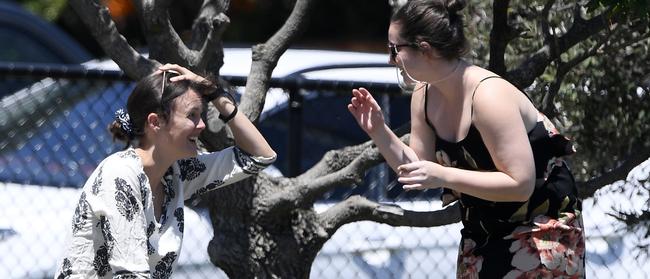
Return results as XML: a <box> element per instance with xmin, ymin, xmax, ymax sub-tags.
<box><xmin>443</xmin><ymin>167</ymin><xmax>534</xmax><ymax>202</ymax></box>
<box><xmin>368</xmin><ymin>123</ymin><xmax>419</xmax><ymax>172</ymax></box>
<box><xmin>213</xmin><ymin>99</ymin><xmax>276</xmax><ymax>159</ymax></box>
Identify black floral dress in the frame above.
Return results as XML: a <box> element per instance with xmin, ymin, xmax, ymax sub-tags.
<box><xmin>424</xmin><ymin>78</ymin><xmax>585</xmax><ymax>279</ymax></box>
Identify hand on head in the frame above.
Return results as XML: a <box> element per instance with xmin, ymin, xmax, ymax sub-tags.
<box><xmin>156</xmin><ymin>64</ymin><xmax>212</xmax><ymax>87</ymax></box>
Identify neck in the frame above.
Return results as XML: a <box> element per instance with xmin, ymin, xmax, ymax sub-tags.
<box><xmin>135</xmin><ymin>145</ymin><xmax>174</xmax><ymax>191</ymax></box>
<box><xmin>426</xmin><ymin>59</ymin><xmax>462</xmax><ymax>85</ymax></box>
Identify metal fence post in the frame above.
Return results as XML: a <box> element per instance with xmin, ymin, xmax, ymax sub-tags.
<box><xmin>288</xmin><ymin>87</ymin><xmax>303</xmax><ymax>177</ymax></box>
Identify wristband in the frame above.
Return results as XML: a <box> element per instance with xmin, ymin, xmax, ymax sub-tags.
<box><xmin>218</xmin><ymin>105</ymin><xmax>238</xmax><ymax>123</ymax></box>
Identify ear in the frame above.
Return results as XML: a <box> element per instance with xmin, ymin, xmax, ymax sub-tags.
<box><xmin>146</xmin><ymin>112</ymin><xmax>162</xmax><ymax>131</ymax></box>
<box><xmin>418</xmin><ymin>41</ymin><xmax>442</xmax><ymax>59</ymax></box>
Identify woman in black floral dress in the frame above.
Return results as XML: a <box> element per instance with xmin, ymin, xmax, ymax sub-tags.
<box><xmin>55</xmin><ymin>64</ymin><xmax>276</xmax><ymax>278</ymax></box>
<box><xmin>347</xmin><ymin>0</ymin><xmax>584</xmax><ymax>278</ymax></box>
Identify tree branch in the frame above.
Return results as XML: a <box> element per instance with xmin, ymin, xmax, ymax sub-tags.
<box><xmin>488</xmin><ymin>0</ymin><xmax>511</xmax><ymax>75</ymax></box>
<box><xmin>260</xmin><ymin>139</ymin><xmax>386</xmax><ymax>215</ymax></box>
<box><xmin>319</xmin><ymin>196</ymin><xmax>461</xmax><ymax>235</ymax></box>
<box><xmin>239</xmin><ymin>0</ymin><xmax>316</xmax><ymax>123</ymax></box>
<box><xmin>261</xmin><ymin>132</ymin><xmax>411</xmax><ymax>217</ymax></box>
<box><xmin>188</xmin><ymin>0</ymin><xmax>230</xmax><ymax>71</ymax></box>
<box><xmin>135</xmin><ymin>0</ymin><xmax>193</xmax><ymax>67</ymax></box>
<box><xmin>299</xmin><ymin>122</ymin><xmax>411</xmax><ymax>180</ymax></box>
<box><xmin>578</xmin><ymin>146</ymin><xmax>650</xmax><ymax>198</ymax></box>
<box><xmin>506</xmin><ymin>8</ymin><xmax>614</xmax><ymax>89</ymax></box>
<box><xmin>541</xmin><ymin>27</ymin><xmax>612</xmax><ymax>117</ymax></box>
<box><xmin>69</xmin><ymin>0</ymin><xmax>158</xmax><ymax>79</ymax></box>
<box><xmin>540</xmin><ymin>0</ymin><xmax>557</xmax><ymax>46</ymax></box>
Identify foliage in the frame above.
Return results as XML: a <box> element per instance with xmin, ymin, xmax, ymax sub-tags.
<box><xmin>15</xmin><ymin>0</ymin><xmax>67</xmax><ymax>21</ymax></box>
<box><xmin>465</xmin><ymin>0</ymin><xmax>650</xmax><ymax>182</ymax></box>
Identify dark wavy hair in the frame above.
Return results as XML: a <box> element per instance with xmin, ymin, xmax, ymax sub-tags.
<box><xmin>391</xmin><ymin>0</ymin><xmax>468</xmax><ymax>60</ymax></box>
<box><xmin>109</xmin><ymin>72</ymin><xmax>210</xmax><ymax>148</ymax></box>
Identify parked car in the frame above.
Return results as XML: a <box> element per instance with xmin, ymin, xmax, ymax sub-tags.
<box><xmin>0</xmin><ymin>1</ymin><xmax>92</xmax><ymax>97</ymax></box>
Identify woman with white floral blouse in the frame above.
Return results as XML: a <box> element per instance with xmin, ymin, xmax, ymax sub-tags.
<box><xmin>55</xmin><ymin>64</ymin><xmax>276</xmax><ymax>278</ymax></box>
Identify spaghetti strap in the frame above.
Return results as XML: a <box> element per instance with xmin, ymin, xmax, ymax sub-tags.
<box><xmin>470</xmin><ymin>76</ymin><xmax>501</xmax><ymax>119</ymax></box>
<box><xmin>423</xmin><ymin>83</ymin><xmax>436</xmax><ymax>132</ymax></box>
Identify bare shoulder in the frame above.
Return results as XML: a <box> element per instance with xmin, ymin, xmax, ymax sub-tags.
<box><xmin>410</xmin><ymin>82</ymin><xmax>428</xmax><ymax>111</ymax></box>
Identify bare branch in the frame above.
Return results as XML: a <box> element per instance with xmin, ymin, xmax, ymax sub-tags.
<box><xmin>195</xmin><ymin>14</ymin><xmax>230</xmax><ymax>70</ymax></box>
<box><xmin>298</xmin><ymin>141</ymin><xmax>376</xmax><ymax>180</ymax></box>
<box><xmin>69</xmin><ymin>0</ymin><xmax>158</xmax><ymax>79</ymax></box>
<box><xmin>188</xmin><ymin>0</ymin><xmax>230</xmax><ymax>71</ymax></box>
<box><xmin>261</xmin><ymin>132</ymin><xmax>411</xmax><ymax>218</ymax></box>
<box><xmin>261</xmin><ymin>140</ymin><xmax>385</xmax><ymax>215</ymax></box>
<box><xmin>135</xmin><ymin>0</ymin><xmax>192</xmax><ymax>67</ymax></box>
<box><xmin>240</xmin><ymin>0</ymin><xmax>316</xmax><ymax>123</ymax></box>
<box><xmin>299</xmin><ymin>122</ymin><xmax>411</xmax><ymax>180</ymax></box>
<box><xmin>578</xmin><ymin>146</ymin><xmax>650</xmax><ymax>198</ymax></box>
<box><xmin>319</xmin><ymin>196</ymin><xmax>461</xmax><ymax>235</ymax></box>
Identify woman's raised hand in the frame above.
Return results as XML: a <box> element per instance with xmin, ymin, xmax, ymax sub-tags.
<box><xmin>157</xmin><ymin>64</ymin><xmax>211</xmax><ymax>86</ymax></box>
<box><xmin>347</xmin><ymin>87</ymin><xmax>385</xmax><ymax>134</ymax></box>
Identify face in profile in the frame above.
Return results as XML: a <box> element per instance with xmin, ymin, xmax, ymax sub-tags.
<box><xmin>158</xmin><ymin>89</ymin><xmax>206</xmax><ymax>159</ymax></box>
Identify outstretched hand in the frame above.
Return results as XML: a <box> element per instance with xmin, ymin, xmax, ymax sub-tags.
<box><xmin>347</xmin><ymin>87</ymin><xmax>385</xmax><ymax>134</ymax></box>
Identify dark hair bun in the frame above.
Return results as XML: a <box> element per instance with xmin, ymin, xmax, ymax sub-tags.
<box><xmin>108</xmin><ymin>120</ymin><xmax>131</xmax><ymax>143</ymax></box>
<box><xmin>445</xmin><ymin>0</ymin><xmax>466</xmax><ymax>14</ymax></box>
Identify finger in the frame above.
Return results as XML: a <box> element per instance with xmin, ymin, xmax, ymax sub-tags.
<box><xmin>169</xmin><ymin>75</ymin><xmax>187</xmax><ymax>82</ymax></box>
<box><xmin>350</xmin><ymin>97</ymin><xmax>360</xmax><ymax>108</ymax></box>
<box><xmin>347</xmin><ymin>104</ymin><xmax>359</xmax><ymax>117</ymax></box>
<box><xmin>398</xmin><ymin>176</ymin><xmax>423</xmax><ymax>185</ymax></box>
<box><xmin>402</xmin><ymin>184</ymin><xmax>424</xmax><ymax>191</ymax></box>
<box><xmin>397</xmin><ymin>162</ymin><xmax>418</xmax><ymax>173</ymax></box>
<box><xmin>158</xmin><ymin>63</ymin><xmax>179</xmax><ymax>71</ymax></box>
<box><xmin>366</xmin><ymin>95</ymin><xmax>383</xmax><ymax>111</ymax></box>
<box><xmin>352</xmin><ymin>89</ymin><xmax>365</xmax><ymax>100</ymax></box>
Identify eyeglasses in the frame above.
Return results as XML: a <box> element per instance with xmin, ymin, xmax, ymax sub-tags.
<box><xmin>388</xmin><ymin>43</ymin><xmax>417</xmax><ymax>61</ymax></box>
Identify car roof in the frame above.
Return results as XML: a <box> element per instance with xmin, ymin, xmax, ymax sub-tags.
<box><xmin>84</xmin><ymin>47</ymin><xmax>398</xmax><ymax>83</ymax></box>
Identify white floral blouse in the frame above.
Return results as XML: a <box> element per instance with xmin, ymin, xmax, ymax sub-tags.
<box><xmin>55</xmin><ymin>147</ymin><xmax>274</xmax><ymax>278</ymax></box>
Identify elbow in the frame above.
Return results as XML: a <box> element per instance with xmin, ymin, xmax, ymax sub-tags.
<box><xmin>512</xmin><ymin>178</ymin><xmax>535</xmax><ymax>202</ymax></box>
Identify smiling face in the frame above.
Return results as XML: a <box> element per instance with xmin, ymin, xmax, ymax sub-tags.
<box><xmin>158</xmin><ymin>89</ymin><xmax>206</xmax><ymax>160</ymax></box>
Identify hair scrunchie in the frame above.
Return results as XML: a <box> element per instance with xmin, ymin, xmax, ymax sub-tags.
<box><xmin>114</xmin><ymin>108</ymin><xmax>134</xmax><ymax>138</ymax></box>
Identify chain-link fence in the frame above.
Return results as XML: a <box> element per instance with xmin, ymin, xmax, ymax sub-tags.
<box><xmin>1</xmin><ymin>63</ymin><xmax>649</xmax><ymax>278</ymax></box>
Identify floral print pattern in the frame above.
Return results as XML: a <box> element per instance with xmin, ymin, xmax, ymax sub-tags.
<box><xmin>457</xmin><ymin>239</ymin><xmax>483</xmax><ymax>278</ymax></box>
<box><xmin>503</xmin><ymin>212</ymin><xmax>585</xmax><ymax>278</ymax></box>
<box><xmin>432</xmin><ymin>116</ymin><xmax>583</xmax><ymax>278</ymax></box>
<box><xmin>55</xmin><ymin>146</ymin><xmax>272</xmax><ymax>278</ymax></box>
<box><xmin>422</xmin><ymin>79</ymin><xmax>583</xmax><ymax>278</ymax></box>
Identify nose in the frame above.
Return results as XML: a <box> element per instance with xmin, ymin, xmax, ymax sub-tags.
<box><xmin>196</xmin><ymin>117</ymin><xmax>206</xmax><ymax>131</ymax></box>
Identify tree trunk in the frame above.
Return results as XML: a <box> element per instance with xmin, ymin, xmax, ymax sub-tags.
<box><xmin>204</xmin><ymin>175</ymin><xmax>327</xmax><ymax>278</ymax></box>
